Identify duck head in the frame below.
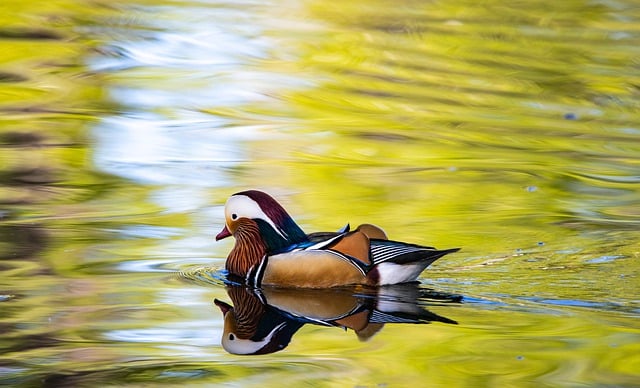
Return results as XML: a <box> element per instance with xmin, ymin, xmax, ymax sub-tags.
<box><xmin>216</xmin><ymin>190</ymin><xmax>307</xmax><ymax>254</ymax></box>
<box><xmin>214</xmin><ymin>299</ymin><xmax>289</xmax><ymax>355</ymax></box>
<box><xmin>214</xmin><ymin>286</ymin><xmax>303</xmax><ymax>355</ymax></box>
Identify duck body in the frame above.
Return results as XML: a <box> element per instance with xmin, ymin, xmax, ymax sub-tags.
<box><xmin>248</xmin><ymin>231</ymin><xmax>459</xmax><ymax>288</ymax></box>
<box><xmin>216</xmin><ymin>190</ymin><xmax>459</xmax><ymax>288</ymax></box>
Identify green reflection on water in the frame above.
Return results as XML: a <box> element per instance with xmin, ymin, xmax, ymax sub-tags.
<box><xmin>1</xmin><ymin>0</ymin><xmax>639</xmax><ymax>386</ymax></box>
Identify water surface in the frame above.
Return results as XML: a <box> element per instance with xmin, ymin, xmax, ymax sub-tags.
<box><xmin>1</xmin><ymin>0</ymin><xmax>639</xmax><ymax>386</ymax></box>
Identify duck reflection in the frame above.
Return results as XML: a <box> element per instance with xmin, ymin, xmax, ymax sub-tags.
<box><xmin>214</xmin><ymin>284</ymin><xmax>460</xmax><ymax>355</ymax></box>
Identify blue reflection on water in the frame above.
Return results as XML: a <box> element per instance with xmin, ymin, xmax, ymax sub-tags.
<box><xmin>523</xmin><ymin>297</ymin><xmax>626</xmax><ymax>311</ymax></box>
<box><xmin>585</xmin><ymin>255</ymin><xmax>625</xmax><ymax>264</ymax></box>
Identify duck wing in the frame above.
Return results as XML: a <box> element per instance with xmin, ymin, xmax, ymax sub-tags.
<box><xmin>305</xmin><ymin>223</ymin><xmax>350</xmax><ymax>243</ymax></box>
<box><xmin>247</xmin><ymin>231</ymin><xmax>373</xmax><ymax>288</ymax></box>
<box><xmin>370</xmin><ymin>239</ymin><xmax>459</xmax><ymax>266</ymax></box>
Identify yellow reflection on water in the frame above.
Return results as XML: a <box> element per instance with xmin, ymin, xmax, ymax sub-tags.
<box><xmin>1</xmin><ymin>0</ymin><xmax>639</xmax><ymax>386</ymax></box>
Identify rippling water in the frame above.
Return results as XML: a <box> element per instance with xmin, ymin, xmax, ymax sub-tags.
<box><xmin>1</xmin><ymin>0</ymin><xmax>639</xmax><ymax>386</ymax></box>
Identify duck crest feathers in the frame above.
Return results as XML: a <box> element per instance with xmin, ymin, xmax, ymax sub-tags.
<box><xmin>236</xmin><ymin>190</ymin><xmax>307</xmax><ymax>251</ymax></box>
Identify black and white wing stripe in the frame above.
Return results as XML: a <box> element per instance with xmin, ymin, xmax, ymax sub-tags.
<box><xmin>370</xmin><ymin>239</ymin><xmax>459</xmax><ymax>265</ymax></box>
<box><xmin>369</xmin><ymin>309</ymin><xmax>457</xmax><ymax>325</ymax></box>
<box><xmin>303</xmin><ymin>233</ymin><xmax>345</xmax><ymax>251</ymax></box>
<box><xmin>369</xmin><ymin>310</ymin><xmax>424</xmax><ymax>324</ymax></box>
<box><xmin>246</xmin><ymin>255</ymin><xmax>269</xmax><ymax>287</ymax></box>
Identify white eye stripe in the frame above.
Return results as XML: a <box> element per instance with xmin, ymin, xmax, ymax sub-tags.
<box><xmin>220</xmin><ymin>322</ymin><xmax>286</xmax><ymax>355</ymax></box>
<box><xmin>225</xmin><ymin>195</ymin><xmax>286</xmax><ymax>238</ymax></box>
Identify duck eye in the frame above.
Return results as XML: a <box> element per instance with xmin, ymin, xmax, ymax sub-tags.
<box><xmin>229</xmin><ymin>333</ymin><xmax>235</xmax><ymax>340</ymax></box>
<box><xmin>231</xmin><ymin>213</ymin><xmax>238</xmax><ymax>220</ymax></box>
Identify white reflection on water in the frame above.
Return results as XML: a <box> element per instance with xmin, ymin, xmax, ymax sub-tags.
<box><xmin>93</xmin><ymin>114</ymin><xmax>241</xmax><ymax>186</ymax></box>
<box><xmin>117</xmin><ymin>257</ymin><xmax>220</xmax><ymax>273</ymax></box>
<box><xmin>88</xmin><ymin>2</ymin><xmax>306</xmax><ymax>212</ymax></box>
<box><xmin>105</xmin><ymin>287</ymin><xmax>220</xmax><ymax>348</ymax></box>
<box><xmin>106</xmin><ymin>324</ymin><xmax>218</xmax><ymax>347</ymax></box>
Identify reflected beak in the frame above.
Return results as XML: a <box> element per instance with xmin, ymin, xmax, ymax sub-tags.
<box><xmin>214</xmin><ymin>299</ymin><xmax>233</xmax><ymax>315</ymax></box>
<box><xmin>216</xmin><ymin>225</ymin><xmax>231</xmax><ymax>241</ymax></box>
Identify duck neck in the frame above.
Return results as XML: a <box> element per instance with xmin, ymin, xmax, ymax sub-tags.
<box><xmin>254</xmin><ymin>218</ymin><xmax>307</xmax><ymax>254</ymax></box>
<box><xmin>227</xmin><ymin>221</ymin><xmax>267</xmax><ymax>277</ymax></box>
<box><xmin>226</xmin><ymin>286</ymin><xmax>265</xmax><ymax>339</ymax></box>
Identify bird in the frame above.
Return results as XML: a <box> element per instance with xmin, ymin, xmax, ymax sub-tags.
<box><xmin>215</xmin><ymin>190</ymin><xmax>459</xmax><ymax>288</ymax></box>
<box><xmin>214</xmin><ymin>283</ymin><xmax>459</xmax><ymax>355</ymax></box>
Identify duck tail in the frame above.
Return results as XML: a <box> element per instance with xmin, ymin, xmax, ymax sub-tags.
<box><xmin>367</xmin><ymin>242</ymin><xmax>459</xmax><ymax>285</ymax></box>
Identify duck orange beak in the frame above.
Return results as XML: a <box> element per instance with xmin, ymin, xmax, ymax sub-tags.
<box><xmin>216</xmin><ymin>225</ymin><xmax>231</xmax><ymax>240</ymax></box>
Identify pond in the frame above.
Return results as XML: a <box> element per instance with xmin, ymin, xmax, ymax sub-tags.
<box><xmin>1</xmin><ymin>0</ymin><xmax>639</xmax><ymax>386</ymax></box>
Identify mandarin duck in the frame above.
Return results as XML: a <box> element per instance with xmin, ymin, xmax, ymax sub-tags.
<box><xmin>216</xmin><ymin>190</ymin><xmax>459</xmax><ymax>288</ymax></box>
<box><xmin>214</xmin><ymin>283</ymin><xmax>458</xmax><ymax>355</ymax></box>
